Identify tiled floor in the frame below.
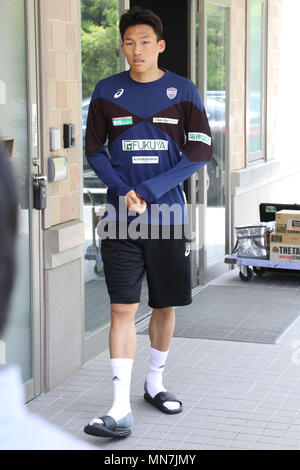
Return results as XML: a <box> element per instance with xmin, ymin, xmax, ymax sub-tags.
<box><xmin>27</xmin><ymin>268</ymin><xmax>300</xmax><ymax>450</ymax></box>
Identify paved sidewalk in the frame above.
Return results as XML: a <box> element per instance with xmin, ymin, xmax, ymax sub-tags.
<box><xmin>27</xmin><ymin>268</ymin><xmax>300</xmax><ymax>450</ymax></box>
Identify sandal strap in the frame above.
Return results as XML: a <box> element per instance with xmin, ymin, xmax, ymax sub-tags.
<box><xmin>153</xmin><ymin>391</ymin><xmax>182</xmax><ymax>405</ymax></box>
<box><xmin>99</xmin><ymin>415</ymin><xmax>116</xmax><ymax>429</ymax></box>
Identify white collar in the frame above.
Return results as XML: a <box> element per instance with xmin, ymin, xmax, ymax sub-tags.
<box><xmin>0</xmin><ymin>366</ymin><xmax>26</xmax><ymax>424</ymax></box>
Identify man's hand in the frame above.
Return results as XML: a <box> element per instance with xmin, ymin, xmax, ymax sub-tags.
<box><xmin>125</xmin><ymin>190</ymin><xmax>147</xmax><ymax>214</ymax></box>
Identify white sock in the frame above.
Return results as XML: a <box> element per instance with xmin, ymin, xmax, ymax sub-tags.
<box><xmin>91</xmin><ymin>358</ymin><xmax>133</xmax><ymax>425</ymax></box>
<box><xmin>107</xmin><ymin>358</ymin><xmax>133</xmax><ymax>421</ymax></box>
<box><xmin>146</xmin><ymin>347</ymin><xmax>180</xmax><ymax>411</ymax></box>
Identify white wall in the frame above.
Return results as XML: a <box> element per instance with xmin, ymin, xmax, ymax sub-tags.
<box><xmin>278</xmin><ymin>0</ymin><xmax>300</xmax><ymax>170</ymax></box>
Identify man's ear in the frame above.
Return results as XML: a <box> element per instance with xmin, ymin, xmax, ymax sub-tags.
<box><xmin>158</xmin><ymin>40</ymin><xmax>166</xmax><ymax>54</ymax></box>
<box><xmin>120</xmin><ymin>42</ymin><xmax>125</xmax><ymax>56</ymax></box>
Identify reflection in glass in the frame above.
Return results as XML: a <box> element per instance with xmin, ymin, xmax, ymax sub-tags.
<box><xmin>0</xmin><ymin>0</ymin><xmax>32</xmax><ymax>382</ymax></box>
<box><xmin>249</xmin><ymin>0</ymin><xmax>263</xmax><ymax>154</ymax></box>
<box><xmin>206</xmin><ymin>4</ymin><xmax>227</xmax><ymax>266</ymax></box>
<box><xmin>81</xmin><ymin>0</ymin><xmax>120</xmax><ymax>336</ymax></box>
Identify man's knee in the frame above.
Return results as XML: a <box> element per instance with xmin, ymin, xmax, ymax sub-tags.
<box><xmin>152</xmin><ymin>306</ymin><xmax>175</xmax><ymax>318</ymax></box>
<box><xmin>111</xmin><ymin>303</ymin><xmax>139</xmax><ymax>319</ymax></box>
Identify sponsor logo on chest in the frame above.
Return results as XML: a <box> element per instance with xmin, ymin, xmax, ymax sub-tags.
<box><xmin>122</xmin><ymin>139</ymin><xmax>168</xmax><ymax>151</ymax></box>
<box><xmin>132</xmin><ymin>156</ymin><xmax>159</xmax><ymax>164</ymax></box>
<box><xmin>112</xmin><ymin>116</ymin><xmax>133</xmax><ymax>126</ymax></box>
<box><xmin>153</xmin><ymin>117</ymin><xmax>178</xmax><ymax>125</ymax></box>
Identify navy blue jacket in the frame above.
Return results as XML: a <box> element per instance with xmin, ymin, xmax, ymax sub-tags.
<box><xmin>86</xmin><ymin>69</ymin><xmax>212</xmax><ymax>224</ymax></box>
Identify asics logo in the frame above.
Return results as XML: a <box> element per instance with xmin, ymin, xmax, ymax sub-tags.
<box><xmin>114</xmin><ymin>88</ymin><xmax>124</xmax><ymax>99</ymax></box>
<box><xmin>112</xmin><ymin>376</ymin><xmax>120</xmax><ymax>381</ymax></box>
<box><xmin>185</xmin><ymin>245</ymin><xmax>191</xmax><ymax>257</ymax></box>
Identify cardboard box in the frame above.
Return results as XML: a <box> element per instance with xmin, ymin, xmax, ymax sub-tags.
<box><xmin>267</xmin><ymin>230</ymin><xmax>275</xmax><ymax>248</ymax></box>
<box><xmin>270</xmin><ymin>233</ymin><xmax>300</xmax><ymax>245</ymax></box>
<box><xmin>275</xmin><ymin>210</ymin><xmax>300</xmax><ymax>234</ymax></box>
<box><xmin>270</xmin><ymin>242</ymin><xmax>300</xmax><ymax>263</ymax></box>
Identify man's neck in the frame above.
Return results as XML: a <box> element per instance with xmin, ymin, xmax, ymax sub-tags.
<box><xmin>129</xmin><ymin>67</ymin><xmax>165</xmax><ymax>83</ymax></box>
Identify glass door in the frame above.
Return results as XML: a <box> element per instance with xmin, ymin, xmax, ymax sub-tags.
<box><xmin>206</xmin><ymin>2</ymin><xmax>229</xmax><ymax>267</ymax></box>
<box><xmin>193</xmin><ymin>0</ymin><xmax>231</xmax><ymax>285</ymax></box>
<box><xmin>0</xmin><ymin>0</ymin><xmax>41</xmax><ymax>401</ymax></box>
<box><xmin>82</xmin><ymin>0</ymin><xmax>126</xmax><ymax>361</ymax></box>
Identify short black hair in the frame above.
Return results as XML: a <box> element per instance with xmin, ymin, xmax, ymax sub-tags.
<box><xmin>0</xmin><ymin>143</ymin><xmax>18</xmax><ymax>336</ymax></box>
<box><xmin>119</xmin><ymin>6</ymin><xmax>163</xmax><ymax>42</ymax></box>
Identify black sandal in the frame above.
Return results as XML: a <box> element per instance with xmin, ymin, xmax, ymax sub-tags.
<box><xmin>84</xmin><ymin>414</ymin><xmax>132</xmax><ymax>438</ymax></box>
<box><xmin>144</xmin><ymin>382</ymin><xmax>183</xmax><ymax>415</ymax></box>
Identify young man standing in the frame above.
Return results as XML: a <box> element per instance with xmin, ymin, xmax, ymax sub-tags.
<box><xmin>84</xmin><ymin>7</ymin><xmax>212</xmax><ymax>439</ymax></box>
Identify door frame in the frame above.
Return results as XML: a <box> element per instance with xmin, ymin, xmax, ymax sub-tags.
<box><xmin>194</xmin><ymin>0</ymin><xmax>232</xmax><ymax>285</ymax></box>
<box><xmin>24</xmin><ymin>0</ymin><xmax>43</xmax><ymax>402</ymax></box>
<box><xmin>83</xmin><ymin>0</ymin><xmax>131</xmax><ymax>364</ymax></box>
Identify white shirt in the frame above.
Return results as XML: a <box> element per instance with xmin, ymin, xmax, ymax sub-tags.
<box><xmin>0</xmin><ymin>366</ymin><xmax>98</xmax><ymax>450</ymax></box>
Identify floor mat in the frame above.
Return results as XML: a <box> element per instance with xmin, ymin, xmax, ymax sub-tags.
<box><xmin>138</xmin><ymin>283</ymin><xmax>300</xmax><ymax>344</ymax></box>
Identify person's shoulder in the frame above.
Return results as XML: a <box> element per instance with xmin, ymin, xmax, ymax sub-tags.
<box><xmin>166</xmin><ymin>70</ymin><xmax>197</xmax><ymax>91</ymax></box>
<box><xmin>92</xmin><ymin>72</ymin><xmax>128</xmax><ymax>101</ymax></box>
<box><xmin>166</xmin><ymin>70</ymin><xmax>200</xmax><ymax>103</ymax></box>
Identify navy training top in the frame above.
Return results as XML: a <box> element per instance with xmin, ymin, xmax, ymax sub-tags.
<box><xmin>85</xmin><ymin>69</ymin><xmax>213</xmax><ymax>225</ymax></box>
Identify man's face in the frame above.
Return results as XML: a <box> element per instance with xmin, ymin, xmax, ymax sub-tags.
<box><xmin>121</xmin><ymin>24</ymin><xmax>165</xmax><ymax>76</ymax></box>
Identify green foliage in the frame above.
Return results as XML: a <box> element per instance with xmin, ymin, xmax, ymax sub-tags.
<box><xmin>195</xmin><ymin>5</ymin><xmax>226</xmax><ymax>91</ymax></box>
<box><xmin>81</xmin><ymin>0</ymin><xmax>227</xmax><ymax>97</ymax></box>
<box><xmin>81</xmin><ymin>0</ymin><xmax>119</xmax><ymax>27</ymax></box>
<box><xmin>81</xmin><ymin>0</ymin><xmax>120</xmax><ymax>99</ymax></box>
<box><xmin>207</xmin><ymin>5</ymin><xmax>226</xmax><ymax>91</ymax></box>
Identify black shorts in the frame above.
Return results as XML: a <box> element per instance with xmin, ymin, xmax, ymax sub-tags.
<box><xmin>100</xmin><ymin>224</ymin><xmax>192</xmax><ymax>309</ymax></box>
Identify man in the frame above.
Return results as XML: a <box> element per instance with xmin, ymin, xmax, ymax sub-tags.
<box><xmin>0</xmin><ymin>146</ymin><xmax>97</xmax><ymax>450</ymax></box>
<box><xmin>84</xmin><ymin>7</ymin><xmax>212</xmax><ymax>439</ymax></box>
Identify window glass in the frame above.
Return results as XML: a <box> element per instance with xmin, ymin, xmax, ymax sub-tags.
<box><xmin>248</xmin><ymin>0</ymin><xmax>264</xmax><ymax>158</ymax></box>
<box><xmin>206</xmin><ymin>3</ymin><xmax>227</xmax><ymax>265</ymax></box>
<box><xmin>81</xmin><ymin>0</ymin><xmax>119</xmax><ymax>336</ymax></box>
<box><xmin>0</xmin><ymin>0</ymin><xmax>32</xmax><ymax>382</ymax></box>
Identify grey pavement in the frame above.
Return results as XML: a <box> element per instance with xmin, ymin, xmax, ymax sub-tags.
<box><xmin>26</xmin><ymin>267</ymin><xmax>300</xmax><ymax>450</ymax></box>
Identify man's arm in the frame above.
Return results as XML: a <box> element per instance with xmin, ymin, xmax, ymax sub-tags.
<box><xmin>85</xmin><ymin>88</ymin><xmax>132</xmax><ymax>197</ymax></box>
<box><xmin>135</xmin><ymin>85</ymin><xmax>213</xmax><ymax>203</ymax></box>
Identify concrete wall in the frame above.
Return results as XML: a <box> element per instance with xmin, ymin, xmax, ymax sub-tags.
<box><xmin>44</xmin><ymin>0</ymin><xmax>81</xmax><ymax>227</ymax></box>
<box><xmin>38</xmin><ymin>0</ymin><xmax>84</xmax><ymax>391</ymax></box>
<box><xmin>229</xmin><ymin>0</ymin><xmax>300</xmax><ymax>245</ymax></box>
<box><xmin>44</xmin><ymin>258</ymin><xmax>82</xmax><ymax>390</ymax></box>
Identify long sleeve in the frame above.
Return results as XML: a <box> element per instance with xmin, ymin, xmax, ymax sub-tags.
<box><xmin>135</xmin><ymin>85</ymin><xmax>213</xmax><ymax>203</ymax></box>
<box><xmin>85</xmin><ymin>87</ymin><xmax>132</xmax><ymax>197</ymax></box>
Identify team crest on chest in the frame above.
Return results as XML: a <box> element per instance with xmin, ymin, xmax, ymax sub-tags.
<box><xmin>166</xmin><ymin>87</ymin><xmax>177</xmax><ymax>100</ymax></box>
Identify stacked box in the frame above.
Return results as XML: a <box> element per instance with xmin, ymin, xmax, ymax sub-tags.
<box><xmin>275</xmin><ymin>210</ymin><xmax>300</xmax><ymax>235</ymax></box>
<box><xmin>270</xmin><ymin>210</ymin><xmax>300</xmax><ymax>262</ymax></box>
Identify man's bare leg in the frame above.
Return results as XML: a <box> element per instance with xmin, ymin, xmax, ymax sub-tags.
<box><xmin>148</xmin><ymin>307</ymin><xmax>175</xmax><ymax>351</ymax></box>
<box><xmin>109</xmin><ymin>303</ymin><xmax>139</xmax><ymax>358</ymax></box>
<box><xmin>91</xmin><ymin>303</ymin><xmax>139</xmax><ymax>426</ymax></box>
